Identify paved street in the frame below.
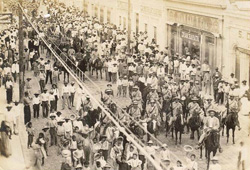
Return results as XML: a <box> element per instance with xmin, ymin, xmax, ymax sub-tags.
<box><xmin>13</xmin><ymin>52</ymin><xmax>249</xmax><ymax>170</ymax></box>
<box><xmin>1</xmin><ymin>0</ymin><xmax>250</xmax><ymax>170</ymax></box>
<box><xmin>0</xmin><ymin>81</ymin><xmax>26</xmax><ymax>170</ymax></box>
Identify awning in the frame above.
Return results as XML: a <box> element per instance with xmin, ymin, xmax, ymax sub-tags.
<box><xmin>236</xmin><ymin>46</ymin><xmax>250</xmax><ymax>55</ymax></box>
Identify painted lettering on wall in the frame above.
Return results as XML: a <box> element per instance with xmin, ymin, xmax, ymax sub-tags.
<box><xmin>181</xmin><ymin>31</ymin><xmax>200</xmax><ymax>42</ymax></box>
<box><xmin>140</xmin><ymin>6</ymin><xmax>162</xmax><ymax>17</ymax></box>
<box><xmin>168</xmin><ymin>9</ymin><xmax>219</xmax><ymax>34</ymax></box>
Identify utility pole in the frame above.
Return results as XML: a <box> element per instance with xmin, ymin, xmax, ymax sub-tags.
<box><xmin>83</xmin><ymin>0</ymin><xmax>86</xmax><ymax>17</ymax></box>
<box><xmin>18</xmin><ymin>0</ymin><xmax>24</xmax><ymax>102</ymax></box>
<box><xmin>127</xmin><ymin>0</ymin><xmax>131</xmax><ymax>53</ymax></box>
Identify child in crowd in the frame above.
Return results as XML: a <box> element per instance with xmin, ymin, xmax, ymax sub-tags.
<box><xmin>26</xmin><ymin>122</ymin><xmax>35</xmax><ymax>149</ymax></box>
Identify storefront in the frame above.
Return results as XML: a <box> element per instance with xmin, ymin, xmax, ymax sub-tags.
<box><xmin>166</xmin><ymin>9</ymin><xmax>221</xmax><ymax>70</ymax></box>
<box><xmin>236</xmin><ymin>48</ymin><xmax>250</xmax><ymax>86</ymax></box>
<box><xmin>228</xmin><ymin>28</ymin><xmax>250</xmax><ymax>86</ymax></box>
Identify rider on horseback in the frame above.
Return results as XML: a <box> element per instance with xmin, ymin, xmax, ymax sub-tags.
<box><xmin>226</xmin><ymin>94</ymin><xmax>241</xmax><ymax>130</ymax></box>
<box><xmin>187</xmin><ymin>97</ymin><xmax>204</xmax><ymax>124</ymax></box>
<box><xmin>131</xmin><ymin>85</ymin><xmax>142</xmax><ymax>109</ymax></box>
<box><xmin>101</xmin><ymin>88</ymin><xmax>113</xmax><ymax>107</ymax></box>
<box><xmin>128</xmin><ymin>101</ymin><xmax>142</xmax><ymax>119</ymax></box>
<box><xmin>169</xmin><ymin>96</ymin><xmax>184</xmax><ymax>126</ymax></box>
<box><xmin>196</xmin><ymin>109</ymin><xmax>220</xmax><ymax>148</ymax></box>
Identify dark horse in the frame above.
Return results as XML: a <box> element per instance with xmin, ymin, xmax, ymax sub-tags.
<box><xmin>130</xmin><ymin>120</ymin><xmax>145</xmax><ymax>139</ymax></box>
<box><xmin>225</xmin><ymin>112</ymin><xmax>238</xmax><ymax>144</ymax></box>
<box><xmin>89</xmin><ymin>58</ymin><xmax>103</xmax><ymax>79</ymax></box>
<box><xmin>188</xmin><ymin>113</ymin><xmax>201</xmax><ymax>140</ymax></box>
<box><xmin>200</xmin><ymin>130</ymin><xmax>220</xmax><ymax>170</ymax></box>
<box><xmin>171</xmin><ymin>114</ymin><xmax>183</xmax><ymax>145</ymax></box>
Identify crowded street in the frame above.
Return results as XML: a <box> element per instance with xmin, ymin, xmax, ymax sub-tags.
<box><xmin>0</xmin><ymin>0</ymin><xmax>250</xmax><ymax>170</ymax></box>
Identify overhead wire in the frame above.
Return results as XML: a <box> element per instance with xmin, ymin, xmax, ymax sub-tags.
<box><xmin>18</xmin><ymin>3</ymin><xmax>165</xmax><ymax>170</ymax></box>
<box><xmin>40</xmin><ymin>20</ymin><xmax>186</xmax><ymax>165</ymax></box>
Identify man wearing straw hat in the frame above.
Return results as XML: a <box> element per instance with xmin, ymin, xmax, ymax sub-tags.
<box><xmin>62</xmin><ymin>82</ymin><xmax>71</xmax><ymax>110</ymax></box>
<box><xmin>131</xmin><ymin>85</ymin><xmax>142</xmax><ymax>109</ymax></box>
<box><xmin>197</xmin><ymin>109</ymin><xmax>220</xmax><ymax>148</ymax></box>
<box><xmin>33</xmin><ymin>92</ymin><xmax>40</xmax><ymax>118</ymax></box>
<box><xmin>209</xmin><ymin>156</ymin><xmax>221</xmax><ymax>170</ymax></box>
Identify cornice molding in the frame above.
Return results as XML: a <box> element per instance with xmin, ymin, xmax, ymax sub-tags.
<box><xmin>165</xmin><ymin>0</ymin><xmax>227</xmax><ymax>9</ymax></box>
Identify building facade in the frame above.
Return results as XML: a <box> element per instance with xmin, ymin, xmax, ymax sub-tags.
<box><xmin>223</xmin><ymin>2</ymin><xmax>250</xmax><ymax>85</ymax></box>
<box><xmin>63</xmin><ymin>0</ymin><xmax>250</xmax><ymax>85</ymax></box>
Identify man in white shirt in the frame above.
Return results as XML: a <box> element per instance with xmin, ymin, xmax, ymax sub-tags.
<box><xmin>209</xmin><ymin>156</ymin><xmax>221</xmax><ymax>170</ymax></box>
<box><xmin>197</xmin><ymin>109</ymin><xmax>220</xmax><ymax>147</ymax></box>
<box><xmin>62</xmin><ymin>82</ymin><xmax>71</xmax><ymax>110</ymax></box>
<box><xmin>5</xmin><ymin>77</ymin><xmax>13</xmax><ymax>104</ymax></box>
<box><xmin>11</xmin><ymin>60</ymin><xmax>19</xmax><ymax>83</ymax></box>
<box><xmin>33</xmin><ymin>93</ymin><xmax>40</xmax><ymax>118</ymax></box>
<box><xmin>69</xmin><ymin>82</ymin><xmax>76</xmax><ymax>107</ymax></box>
<box><xmin>63</xmin><ymin>116</ymin><xmax>73</xmax><ymax>137</ymax></box>
<box><xmin>41</xmin><ymin>89</ymin><xmax>50</xmax><ymax>118</ymax></box>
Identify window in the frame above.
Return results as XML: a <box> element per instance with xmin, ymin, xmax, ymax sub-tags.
<box><xmin>84</xmin><ymin>3</ymin><xmax>88</xmax><ymax>15</ymax></box>
<box><xmin>154</xmin><ymin>26</ymin><xmax>157</xmax><ymax>43</ymax></box>
<box><xmin>107</xmin><ymin>9</ymin><xmax>111</xmax><ymax>23</ymax></box>
<box><xmin>119</xmin><ymin>16</ymin><xmax>122</xmax><ymax>26</ymax></box>
<box><xmin>95</xmin><ymin>6</ymin><xmax>98</xmax><ymax>18</ymax></box>
<box><xmin>145</xmin><ymin>23</ymin><xmax>148</xmax><ymax>33</ymax></box>
<box><xmin>100</xmin><ymin>7</ymin><xmax>104</xmax><ymax>23</ymax></box>
<box><xmin>136</xmin><ymin>13</ymin><xmax>139</xmax><ymax>34</ymax></box>
<box><xmin>123</xmin><ymin>17</ymin><xmax>126</xmax><ymax>30</ymax></box>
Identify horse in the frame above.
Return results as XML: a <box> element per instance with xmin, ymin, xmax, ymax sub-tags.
<box><xmin>147</xmin><ymin>117</ymin><xmax>160</xmax><ymax>141</ymax></box>
<box><xmin>188</xmin><ymin>113</ymin><xmax>201</xmax><ymax>140</ymax></box>
<box><xmin>85</xmin><ymin>107</ymin><xmax>102</xmax><ymax>128</ymax></box>
<box><xmin>225</xmin><ymin>112</ymin><xmax>238</xmax><ymax>144</ymax></box>
<box><xmin>200</xmin><ymin>130</ymin><xmax>220</xmax><ymax>170</ymax></box>
<box><xmin>171</xmin><ymin>114</ymin><xmax>184</xmax><ymax>145</ymax></box>
<box><xmin>89</xmin><ymin>57</ymin><xmax>103</xmax><ymax>79</ymax></box>
<box><xmin>129</xmin><ymin>120</ymin><xmax>145</xmax><ymax>140</ymax></box>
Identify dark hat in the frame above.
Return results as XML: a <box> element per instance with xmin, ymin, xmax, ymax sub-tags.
<box><xmin>14</xmin><ymin>101</ymin><xmax>19</xmax><ymax>104</ymax></box>
<box><xmin>26</xmin><ymin>78</ymin><xmax>32</xmax><ymax>81</ymax></box>
<box><xmin>100</xmin><ymin>135</ymin><xmax>107</xmax><ymax>140</ymax></box>
<box><xmin>57</xmin><ymin>120</ymin><xmax>65</xmax><ymax>124</ymax></box>
<box><xmin>6</xmin><ymin>105</ymin><xmax>12</xmax><ymax>109</ymax></box>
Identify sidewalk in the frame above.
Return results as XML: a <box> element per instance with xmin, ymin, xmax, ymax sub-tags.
<box><xmin>0</xmin><ymin>82</ymin><xmax>26</xmax><ymax>170</ymax></box>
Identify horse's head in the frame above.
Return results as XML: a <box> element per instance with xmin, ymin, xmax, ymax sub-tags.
<box><xmin>227</xmin><ymin>112</ymin><xmax>238</xmax><ymax>126</ymax></box>
<box><xmin>110</xmin><ymin>103</ymin><xmax>117</xmax><ymax>114</ymax></box>
<box><xmin>205</xmin><ymin>130</ymin><xmax>220</xmax><ymax>149</ymax></box>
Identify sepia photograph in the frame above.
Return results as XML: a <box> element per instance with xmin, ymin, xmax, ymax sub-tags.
<box><xmin>0</xmin><ymin>0</ymin><xmax>249</xmax><ymax>170</ymax></box>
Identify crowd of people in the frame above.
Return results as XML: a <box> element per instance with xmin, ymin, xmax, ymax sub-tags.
<box><xmin>0</xmin><ymin>0</ymin><xmax>250</xmax><ymax>170</ymax></box>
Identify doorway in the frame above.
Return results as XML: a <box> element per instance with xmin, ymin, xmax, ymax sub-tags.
<box><xmin>236</xmin><ymin>49</ymin><xmax>250</xmax><ymax>86</ymax></box>
<box><xmin>136</xmin><ymin>13</ymin><xmax>139</xmax><ymax>34</ymax></box>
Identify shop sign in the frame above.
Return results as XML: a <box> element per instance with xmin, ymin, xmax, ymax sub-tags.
<box><xmin>168</xmin><ymin>10</ymin><xmax>219</xmax><ymax>34</ymax></box>
<box><xmin>140</xmin><ymin>5</ymin><xmax>162</xmax><ymax>17</ymax></box>
<box><xmin>181</xmin><ymin>31</ymin><xmax>200</xmax><ymax>42</ymax></box>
